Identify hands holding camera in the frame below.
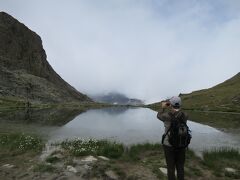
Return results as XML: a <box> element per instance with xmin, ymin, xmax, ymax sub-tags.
<box><xmin>161</xmin><ymin>101</ymin><xmax>171</xmax><ymax>108</ymax></box>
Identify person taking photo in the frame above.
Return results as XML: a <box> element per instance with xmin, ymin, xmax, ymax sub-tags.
<box><xmin>157</xmin><ymin>96</ymin><xmax>191</xmax><ymax>180</ymax></box>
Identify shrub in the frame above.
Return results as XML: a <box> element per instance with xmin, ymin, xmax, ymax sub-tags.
<box><xmin>33</xmin><ymin>163</ymin><xmax>55</xmax><ymax>172</ymax></box>
<box><xmin>45</xmin><ymin>156</ymin><xmax>60</xmax><ymax>163</ymax></box>
<box><xmin>203</xmin><ymin>147</ymin><xmax>240</xmax><ymax>178</ymax></box>
<box><xmin>0</xmin><ymin>133</ymin><xmax>43</xmax><ymax>153</ymax></box>
<box><xmin>60</xmin><ymin>138</ymin><xmax>124</xmax><ymax>158</ymax></box>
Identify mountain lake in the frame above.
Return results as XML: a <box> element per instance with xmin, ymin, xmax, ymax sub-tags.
<box><xmin>0</xmin><ymin>107</ymin><xmax>239</xmax><ymax>155</ymax></box>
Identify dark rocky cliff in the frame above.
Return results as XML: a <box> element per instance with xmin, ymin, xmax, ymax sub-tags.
<box><xmin>0</xmin><ymin>12</ymin><xmax>91</xmax><ymax>103</ymax></box>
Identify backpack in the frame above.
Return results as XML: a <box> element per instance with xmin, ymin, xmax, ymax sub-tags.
<box><xmin>162</xmin><ymin>112</ymin><xmax>191</xmax><ymax>149</ymax></box>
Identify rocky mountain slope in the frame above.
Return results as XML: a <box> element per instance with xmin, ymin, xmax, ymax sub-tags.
<box><xmin>148</xmin><ymin>72</ymin><xmax>240</xmax><ymax>112</ymax></box>
<box><xmin>0</xmin><ymin>12</ymin><xmax>91</xmax><ymax>105</ymax></box>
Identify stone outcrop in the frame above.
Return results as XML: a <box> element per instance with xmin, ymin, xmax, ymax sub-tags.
<box><xmin>0</xmin><ymin>12</ymin><xmax>91</xmax><ymax>103</ymax></box>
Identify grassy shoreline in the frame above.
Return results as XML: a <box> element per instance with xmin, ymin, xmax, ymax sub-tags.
<box><xmin>146</xmin><ymin>103</ymin><xmax>240</xmax><ymax>113</ymax></box>
<box><xmin>0</xmin><ymin>133</ymin><xmax>239</xmax><ymax>179</ymax></box>
<box><xmin>145</xmin><ymin>104</ymin><xmax>240</xmax><ymax>129</ymax></box>
<box><xmin>0</xmin><ymin>99</ymin><xmax>111</xmax><ymax>111</ymax></box>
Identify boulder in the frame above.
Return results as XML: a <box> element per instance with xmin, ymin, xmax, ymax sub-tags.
<box><xmin>105</xmin><ymin>170</ymin><xmax>118</xmax><ymax>180</ymax></box>
<box><xmin>159</xmin><ymin>167</ymin><xmax>167</xmax><ymax>176</ymax></box>
<box><xmin>67</xmin><ymin>165</ymin><xmax>78</xmax><ymax>173</ymax></box>
<box><xmin>81</xmin><ymin>155</ymin><xmax>98</xmax><ymax>163</ymax></box>
<box><xmin>225</xmin><ymin>167</ymin><xmax>237</xmax><ymax>173</ymax></box>
<box><xmin>2</xmin><ymin>164</ymin><xmax>15</xmax><ymax>168</ymax></box>
<box><xmin>98</xmin><ymin>156</ymin><xmax>110</xmax><ymax>161</ymax></box>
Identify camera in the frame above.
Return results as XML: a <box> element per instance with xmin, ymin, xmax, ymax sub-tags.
<box><xmin>162</xmin><ymin>100</ymin><xmax>170</xmax><ymax>107</ymax></box>
<box><xmin>166</xmin><ymin>102</ymin><xmax>170</xmax><ymax>106</ymax></box>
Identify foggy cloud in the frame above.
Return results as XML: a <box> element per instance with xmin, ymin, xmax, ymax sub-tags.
<box><xmin>1</xmin><ymin>0</ymin><xmax>240</xmax><ymax>103</ymax></box>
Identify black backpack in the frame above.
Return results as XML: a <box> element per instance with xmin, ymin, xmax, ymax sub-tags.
<box><xmin>162</xmin><ymin>112</ymin><xmax>191</xmax><ymax>149</ymax></box>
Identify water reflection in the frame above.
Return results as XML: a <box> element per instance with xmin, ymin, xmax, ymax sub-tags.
<box><xmin>0</xmin><ymin>108</ymin><xmax>84</xmax><ymax>136</ymax></box>
<box><xmin>0</xmin><ymin>108</ymin><xmax>84</xmax><ymax>126</ymax></box>
<box><xmin>100</xmin><ymin>106</ymin><xmax>129</xmax><ymax>115</ymax></box>
<box><xmin>0</xmin><ymin>107</ymin><xmax>239</xmax><ymax>154</ymax></box>
<box><xmin>48</xmin><ymin>107</ymin><xmax>240</xmax><ymax>154</ymax></box>
<box><xmin>49</xmin><ymin>108</ymin><xmax>164</xmax><ymax>143</ymax></box>
<box><xmin>186</xmin><ymin>110</ymin><xmax>240</xmax><ymax>129</ymax></box>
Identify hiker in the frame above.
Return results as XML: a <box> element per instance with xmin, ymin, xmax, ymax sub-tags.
<box><xmin>157</xmin><ymin>96</ymin><xmax>191</xmax><ymax>180</ymax></box>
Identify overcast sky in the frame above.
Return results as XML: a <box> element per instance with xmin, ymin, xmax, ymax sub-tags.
<box><xmin>1</xmin><ymin>0</ymin><xmax>240</xmax><ymax>103</ymax></box>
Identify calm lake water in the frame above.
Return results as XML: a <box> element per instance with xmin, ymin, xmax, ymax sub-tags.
<box><xmin>0</xmin><ymin>107</ymin><xmax>239</xmax><ymax>154</ymax></box>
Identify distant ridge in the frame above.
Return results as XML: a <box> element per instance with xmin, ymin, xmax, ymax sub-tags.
<box><xmin>148</xmin><ymin>73</ymin><xmax>240</xmax><ymax>112</ymax></box>
<box><xmin>0</xmin><ymin>12</ymin><xmax>91</xmax><ymax>104</ymax></box>
<box><xmin>91</xmin><ymin>92</ymin><xmax>144</xmax><ymax>106</ymax></box>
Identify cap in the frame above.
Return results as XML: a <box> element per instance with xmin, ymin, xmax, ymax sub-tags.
<box><xmin>169</xmin><ymin>96</ymin><xmax>181</xmax><ymax>109</ymax></box>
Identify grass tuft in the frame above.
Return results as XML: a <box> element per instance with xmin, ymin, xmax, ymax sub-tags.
<box><xmin>33</xmin><ymin>163</ymin><xmax>55</xmax><ymax>172</ymax></box>
<box><xmin>127</xmin><ymin>143</ymin><xmax>162</xmax><ymax>161</ymax></box>
<box><xmin>203</xmin><ymin>147</ymin><xmax>240</xmax><ymax>178</ymax></box>
<box><xmin>45</xmin><ymin>155</ymin><xmax>60</xmax><ymax>163</ymax></box>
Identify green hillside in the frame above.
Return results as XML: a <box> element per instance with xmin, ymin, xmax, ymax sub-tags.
<box><xmin>148</xmin><ymin>72</ymin><xmax>240</xmax><ymax>113</ymax></box>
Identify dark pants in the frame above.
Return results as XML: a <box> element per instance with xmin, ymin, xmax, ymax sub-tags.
<box><xmin>163</xmin><ymin>145</ymin><xmax>185</xmax><ymax>180</ymax></box>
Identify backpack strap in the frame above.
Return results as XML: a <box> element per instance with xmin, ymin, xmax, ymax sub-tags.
<box><xmin>162</xmin><ymin>124</ymin><xmax>172</xmax><ymax>144</ymax></box>
<box><xmin>161</xmin><ymin>112</ymin><xmax>177</xmax><ymax>144</ymax></box>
